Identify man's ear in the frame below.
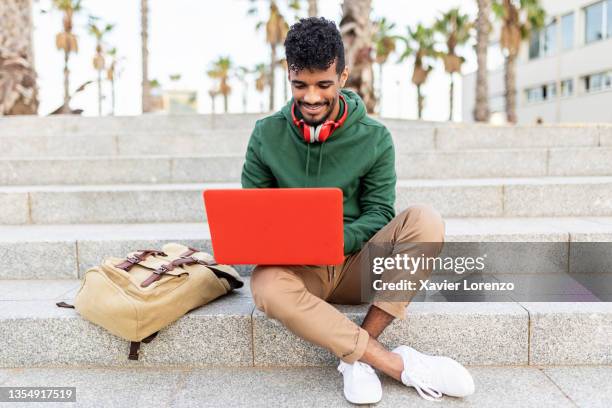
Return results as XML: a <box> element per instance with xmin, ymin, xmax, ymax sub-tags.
<box><xmin>339</xmin><ymin>67</ymin><xmax>349</xmax><ymax>88</ymax></box>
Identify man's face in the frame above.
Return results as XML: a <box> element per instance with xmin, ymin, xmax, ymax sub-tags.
<box><xmin>288</xmin><ymin>61</ymin><xmax>349</xmax><ymax>127</ymax></box>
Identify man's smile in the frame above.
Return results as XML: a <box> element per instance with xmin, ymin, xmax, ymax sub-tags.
<box><xmin>300</xmin><ymin>103</ymin><xmax>327</xmax><ymax>115</ymax></box>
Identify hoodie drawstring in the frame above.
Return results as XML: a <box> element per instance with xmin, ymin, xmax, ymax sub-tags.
<box><xmin>305</xmin><ymin>142</ymin><xmax>325</xmax><ymax>185</ymax></box>
<box><xmin>305</xmin><ymin>143</ymin><xmax>311</xmax><ymax>184</ymax></box>
<box><xmin>316</xmin><ymin>142</ymin><xmax>325</xmax><ymax>183</ymax></box>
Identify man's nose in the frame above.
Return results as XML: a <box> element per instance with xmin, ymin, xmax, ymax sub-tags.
<box><xmin>303</xmin><ymin>87</ymin><xmax>322</xmax><ymax>105</ymax></box>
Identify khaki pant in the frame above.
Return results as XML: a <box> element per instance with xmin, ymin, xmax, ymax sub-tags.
<box><xmin>250</xmin><ymin>204</ymin><xmax>445</xmax><ymax>363</ymax></box>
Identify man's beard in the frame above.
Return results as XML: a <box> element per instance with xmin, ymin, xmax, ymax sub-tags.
<box><xmin>299</xmin><ymin>96</ymin><xmax>337</xmax><ymax>127</ymax></box>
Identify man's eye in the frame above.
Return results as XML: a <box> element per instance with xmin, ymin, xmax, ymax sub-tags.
<box><xmin>293</xmin><ymin>84</ymin><xmax>305</xmax><ymax>89</ymax></box>
<box><xmin>319</xmin><ymin>85</ymin><xmax>331</xmax><ymax>89</ymax></box>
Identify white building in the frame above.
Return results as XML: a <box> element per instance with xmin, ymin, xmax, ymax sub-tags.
<box><xmin>462</xmin><ymin>0</ymin><xmax>612</xmax><ymax>124</ymax></box>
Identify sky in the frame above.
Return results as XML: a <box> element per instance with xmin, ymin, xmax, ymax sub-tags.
<box><xmin>31</xmin><ymin>0</ymin><xmax>503</xmax><ymax>120</ymax></box>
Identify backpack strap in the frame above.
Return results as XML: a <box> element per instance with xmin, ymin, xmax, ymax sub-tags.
<box><xmin>128</xmin><ymin>331</ymin><xmax>159</xmax><ymax>360</ymax></box>
<box><xmin>115</xmin><ymin>249</ymin><xmax>167</xmax><ymax>271</ymax></box>
<box><xmin>140</xmin><ymin>255</ymin><xmax>217</xmax><ymax>288</ymax></box>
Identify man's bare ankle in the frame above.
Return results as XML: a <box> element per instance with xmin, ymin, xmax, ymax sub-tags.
<box><xmin>361</xmin><ymin>304</ymin><xmax>395</xmax><ymax>339</ymax></box>
<box><xmin>359</xmin><ymin>336</ymin><xmax>404</xmax><ymax>382</ymax></box>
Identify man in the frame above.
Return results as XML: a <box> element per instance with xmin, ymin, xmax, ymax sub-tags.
<box><xmin>242</xmin><ymin>17</ymin><xmax>474</xmax><ymax>404</ymax></box>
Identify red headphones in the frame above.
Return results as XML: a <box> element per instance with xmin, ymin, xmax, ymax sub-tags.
<box><xmin>291</xmin><ymin>94</ymin><xmax>348</xmax><ymax>143</ymax></box>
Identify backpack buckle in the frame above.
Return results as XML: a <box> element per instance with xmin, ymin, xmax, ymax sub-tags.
<box><xmin>126</xmin><ymin>255</ymin><xmax>141</xmax><ymax>264</ymax></box>
<box><xmin>156</xmin><ymin>265</ymin><xmax>170</xmax><ymax>274</ymax></box>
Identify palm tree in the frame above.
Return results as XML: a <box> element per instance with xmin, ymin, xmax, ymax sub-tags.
<box><xmin>0</xmin><ymin>0</ymin><xmax>39</xmax><ymax>115</ymax></box>
<box><xmin>208</xmin><ymin>89</ymin><xmax>219</xmax><ymax>114</ymax></box>
<box><xmin>474</xmin><ymin>0</ymin><xmax>491</xmax><ymax>122</ymax></box>
<box><xmin>141</xmin><ymin>0</ymin><xmax>152</xmax><ymax>113</ymax></box>
<box><xmin>254</xmin><ymin>2</ymin><xmax>289</xmax><ymax>111</ymax></box>
<box><xmin>492</xmin><ymin>0</ymin><xmax>544</xmax><ymax>123</ymax></box>
<box><xmin>207</xmin><ymin>56</ymin><xmax>233</xmax><ymax>113</ymax></box>
<box><xmin>434</xmin><ymin>8</ymin><xmax>473</xmax><ymax>121</ymax></box>
<box><xmin>53</xmin><ymin>0</ymin><xmax>81</xmax><ymax>114</ymax></box>
<box><xmin>254</xmin><ymin>63</ymin><xmax>268</xmax><ymax>112</ymax></box>
<box><xmin>372</xmin><ymin>17</ymin><xmax>396</xmax><ymax>115</ymax></box>
<box><xmin>397</xmin><ymin>24</ymin><xmax>437</xmax><ymax>120</ymax></box>
<box><xmin>279</xmin><ymin>58</ymin><xmax>289</xmax><ymax>101</ymax></box>
<box><xmin>307</xmin><ymin>0</ymin><xmax>317</xmax><ymax>16</ymax></box>
<box><xmin>106</xmin><ymin>47</ymin><xmax>121</xmax><ymax>115</ymax></box>
<box><xmin>235</xmin><ymin>66</ymin><xmax>251</xmax><ymax>113</ymax></box>
<box><xmin>88</xmin><ymin>18</ymin><xmax>114</xmax><ymax>116</ymax></box>
<box><xmin>340</xmin><ymin>0</ymin><xmax>376</xmax><ymax>113</ymax></box>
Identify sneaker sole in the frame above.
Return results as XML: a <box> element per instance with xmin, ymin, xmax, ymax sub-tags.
<box><xmin>343</xmin><ymin>388</ymin><xmax>383</xmax><ymax>405</ymax></box>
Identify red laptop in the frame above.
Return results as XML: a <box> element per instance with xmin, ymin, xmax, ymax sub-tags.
<box><xmin>203</xmin><ymin>188</ymin><xmax>344</xmax><ymax>265</ymax></box>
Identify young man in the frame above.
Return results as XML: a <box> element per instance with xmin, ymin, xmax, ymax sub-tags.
<box><xmin>241</xmin><ymin>17</ymin><xmax>474</xmax><ymax>404</ymax></box>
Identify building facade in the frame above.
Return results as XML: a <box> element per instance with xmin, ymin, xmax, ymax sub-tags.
<box><xmin>462</xmin><ymin>0</ymin><xmax>612</xmax><ymax>124</ymax></box>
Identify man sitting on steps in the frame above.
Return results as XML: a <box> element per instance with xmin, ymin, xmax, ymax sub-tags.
<box><xmin>241</xmin><ymin>17</ymin><xmax>475</xmax><ymax>404</ymax></box>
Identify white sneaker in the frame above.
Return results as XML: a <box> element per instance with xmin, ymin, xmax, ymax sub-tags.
<box><xmin>392</xmin><ymin>345</ymin><xmax>475</xmax><ymax>401</ymax></box>
<box><xmin>337</xmin><ymin>360</ymin><xmax>383</xmax><ymax>404</ymax></box>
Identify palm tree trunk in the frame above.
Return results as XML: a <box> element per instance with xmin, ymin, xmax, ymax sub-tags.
<box><xmin>449</xmin><ymin>73</ymin><xmax>454</xmax><ymax>121</ymax></box>
<box><xmin>242</xmin><ymin>80</ymin><xmax>248</xmax><ymax>113</ymax></box>
<box><xmin>417</xmin><ymin>84</ymin><xmax>423</xmax><ymax>119</ymax></box>
<box><xmin>308</xmin><ymin>0</ymin><xmax>317</xmax><ymax>17</ymax></box>
<box><xmin>223</xmin><ymin>94</ymin><xmax>228</xmax><ymax>113</ymax></box>
<box><xmin>63</xmin><ymin>50</ymin><xmax>70</xmax><ymax>109</ymax></box>
<box><xmin>505</xmin><ymin>52</ymin><xmax>517</xmax><ymax>123</ymax></box>
<box><xmin>474</xmin><ymin>0</ymin><xmax>490</xmax><ymax>122</ymax></box>
<box><xmin>283</xmin><ymin>72</ymin><xmax>288</xmax><ymax>103</ymax></box>
<box><xmin>141</xmin><ymin>0</ymin><xmax>151</xmax><ymax>113</ymax></box>
<box><xmin>0</xmin><ymin>0</ymin><xmax>39</xmax><ymax>115</ymax></box>
<box><xmin>269</xmin><ymin>45</ymin><xmax>276</xmax><ymax>111</ymax></box>
<box><xmin>97</xmin><ymin>69</ymin><xmax>102</xmax><ymax>115</ymax></box>
<box><xmin>110</xmin><ymin>76</ymin><xmax>116</xmax><ymax>115</ymax></box>
<box><xmin>340</xmin><ymin>0</ymin><xmax>376</xmax><ymax>113</ymax></box>
<box><xmin>211</xmin><ymin>95</ymin><xmax>216</xmax><ymax>114</ymax></box>
<box><xmin>378</xmin><ymin>62</ymin><xmax>383</xmax><ymax>114</ymax></box>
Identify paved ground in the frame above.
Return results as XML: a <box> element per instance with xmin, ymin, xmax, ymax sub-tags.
<box><xmin>0</xmin><ymin>366</ymin><xmax>610</xmax><ymax>407</ymax></box>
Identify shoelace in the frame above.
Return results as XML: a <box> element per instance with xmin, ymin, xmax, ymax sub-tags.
<box><xmin>337</xmin><ymin>361</ymin><xmax>375</xmax><ymax>377</ymax></box>
<box><xmin>402</xmin><ymin>357</ymin><xmax>443</xmax><ymax>402</ymax></box>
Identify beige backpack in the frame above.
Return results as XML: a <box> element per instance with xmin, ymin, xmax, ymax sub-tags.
<box><xmin>56</xmin><ymin>243</ymin><xmax>243</xmax><ymax>360</ymax></box>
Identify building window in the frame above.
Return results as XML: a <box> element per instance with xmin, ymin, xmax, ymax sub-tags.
<box><xmin>529</xmin><ymin>21</ymin><xmax>557</xmax><ymax>59</ymax></box>
<box><xmin>545</xmin><ymin>83</ymin><xmax>557</xmax><ymax>99</ymax></box>
<box><xmin>526</xmin><ymin>83</ymin><xmax>557</xmax><ymax>103</ymax></box>
<box><xmin>560</xmin><ymin>79</ymin><xmax>574</xmax><ymax>97</ymax></box>
<box><xmin>529</xmin><ymin>31</ymin><xmax>540</xmax><ymax>59</ymax></box>
<box><xmin>608</xmin><ymin>0</ymin><xmax>612</xmax><ymax>37</ymax></box>
<box><xmin>526</xmin><ymin>87</ymin><xmax>543</xmax><ymax>103</ymax></box>
<box><xmin>584</xmin><ymin>71</ymin><xmax>612</xmax><ymax>92</ymax></box>
<box><xmin>544</xmin><ymin>22</ymin><xmax>557</xmax><ymax>55</ymax></box>
<box><xmin>585</xmin><ymin>1</ymin><xmax>606</xmax><ymax>44</ymax></box>
<box><xmin>561</xmin><ymin>13</ymin><xmax>574</xmax><ymax>50</ymax></box>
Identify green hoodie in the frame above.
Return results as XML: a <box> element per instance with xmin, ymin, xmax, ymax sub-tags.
<box><xmin>241</xmin><ymin>89</ymin><xmax>396</xmax><ymax>255</ymax></box>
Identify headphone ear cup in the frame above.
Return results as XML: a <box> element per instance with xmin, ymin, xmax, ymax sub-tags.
<box><xmin>318</xmin><ymin>122</ymin><xmax>332</xmax><ymax>142</ymax></box>
<box><xmin>303</xmin><ymin>125</ymin><xmax>312</xmax><ymax>143</ymax></box>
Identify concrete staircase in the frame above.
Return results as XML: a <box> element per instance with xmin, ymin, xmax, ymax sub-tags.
<box><xmin>1</xmin><ymin>114</ymin><xmax>611</xmax><ymax>406</ymax></box>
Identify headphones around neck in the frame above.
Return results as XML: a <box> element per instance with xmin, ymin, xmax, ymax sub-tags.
<box><xmin>291</xmin><ymin>94</ymin><xmax>348</xmax><ymax>143</ymax></box>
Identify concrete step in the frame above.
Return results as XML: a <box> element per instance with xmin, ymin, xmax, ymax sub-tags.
<box><xmin>3</xmin><ymin>177</ymin><xmax>612</xmax><ymax>225</ymax></box>
<box><xmin>0</xmin><ymin>113</ymin><xmax>266</xmax><ymax>136</ymax></box>
<box><xmin>1</xmin><ymin>279</ymin><xmax>611</xmax><ymax>369</ymax></box>
<box><xmin>1</xmin><ymin>217</ymin><xmax>611</xmax><ymax>279</ymax></box>
<box><xmin>3</xmin><ymin>147</ymin><xmax>612</xmax><ymax>185</ymax></box>
<box><xmin>0</xmin><ymin>116</ymin><xmax>609</xmax><ymax>158</ymax></box>
<box><xmin>435</xmin><ymin>123</ymin><xmax>610</xmax><ymax>150</ymax></box>
<box><xmin>2</xmin><ymin>366</ymin><xmax>609</xmax><ymax>407</ymax></box>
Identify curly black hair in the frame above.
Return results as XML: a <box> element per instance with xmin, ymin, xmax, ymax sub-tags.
<box><xmin>284</xmin><ymin>17</ymin><xmax>345</xmax><ymax>75</ymax></box>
